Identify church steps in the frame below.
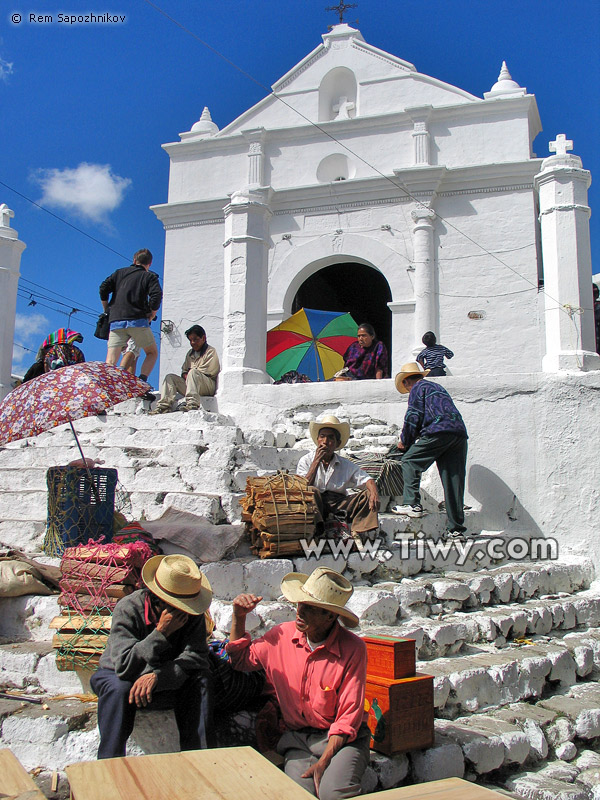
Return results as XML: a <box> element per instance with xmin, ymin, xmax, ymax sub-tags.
<box><xmin>1</xmin><ymin>648</ymin><xmax>599</xmax><ymax>797</ymax></box>
<box><xmin>0</xmin><ymin>567</ymin><xmax>598</xmax><ymax>797</ymax></box>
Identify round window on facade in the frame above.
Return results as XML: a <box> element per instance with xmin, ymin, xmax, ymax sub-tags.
<box><xmin>316</xmin><ymin>154</ymin><xmax>356</xmax><ymax>183</ymax></box>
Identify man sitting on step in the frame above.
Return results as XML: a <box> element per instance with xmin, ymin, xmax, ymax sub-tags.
<box><xmin>296</xmin><ymin>414</ymin><xmax>379</xmax><ymax>539</ymax></box>
<box><xmin>149</xmin><ymin>325</ymin><xmax>220</xmax><ymax>413</ymax></box>
<box><xmin>228</xmin><ymin>567</ymin><xmax>370</xmax><ymax>800</ymax></box>
<box><xmin>90</xmin><ymin>554</ymin><xmax>213</xmax><ymax>758</ymax></box>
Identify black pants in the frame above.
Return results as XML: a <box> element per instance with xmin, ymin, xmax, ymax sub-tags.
<box><xmin>401</xmin><ymin>433</ymin><xmax>468</xmax><ymax>532</ymax></box>
<box><xmin>90</xmin><ymin>667</ymin><xmax>213</xmax><ymax>759</ymax></box>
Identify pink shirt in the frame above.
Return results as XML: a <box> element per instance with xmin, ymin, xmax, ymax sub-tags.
<box><xmin>226</xmin><ymin>620</ymin><xmax>367</xmax><ymax>741</ymax></box>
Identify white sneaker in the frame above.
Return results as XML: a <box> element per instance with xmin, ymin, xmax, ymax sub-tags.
<box><xmin>390</xmin><ymin>504</ymin><xmax>424</xmax><ymax>518</ymax></box>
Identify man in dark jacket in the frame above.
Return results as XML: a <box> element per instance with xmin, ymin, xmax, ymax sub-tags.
<box><xmin>392</xmin><ymin>361</ymin><xmax>468</xmax><ymax>539</ymax></box>
<box><xmin>89</xmin><ymin>554</ymin><xmax>213</xmax><ymax>759</ymax></box>
<box><xmin>99</xmin><ymin>249</ymin><xmax>162</xmax><ymax>382</ymax></box>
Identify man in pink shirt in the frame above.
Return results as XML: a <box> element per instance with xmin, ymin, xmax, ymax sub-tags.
<box><xmin>227</xmin><ymin>567</ymin><xmax>370</xmax><ymax>800</ymax></box>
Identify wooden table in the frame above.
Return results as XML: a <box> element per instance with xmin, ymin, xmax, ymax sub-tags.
<box><xmin>66</xmin><ymin>746</ymin><xmax>313</xmax><ymax>800</ymax></box>
<box><xmin>360</xmin><ymin>777</ymin><xmax>509</xmax><ymax>799</ymax></box>
<box><xmin>0</xmin><ymin>748</ymin><xmax>47</xmax><ymax>799</ymax></box>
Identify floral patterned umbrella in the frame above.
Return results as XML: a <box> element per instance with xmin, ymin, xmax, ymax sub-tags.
<box><xmin>0</xmin><ymin>361</ymin><xmax>149</xmax><ymax>447</ymax></box>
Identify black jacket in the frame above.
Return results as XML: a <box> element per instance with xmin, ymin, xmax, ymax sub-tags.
<box><xmin>99</xmin><ymin>264</ymin><xmax>163</xmax><ymax>323</ymax></box>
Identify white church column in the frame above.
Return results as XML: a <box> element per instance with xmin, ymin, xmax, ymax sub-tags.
<box><xmin>219</xmin><ymin>190</ymin><xmax>272</xmax><ymax>393</ymax></box>
<box><xmin>407</xmin><ymin>106</ymin><xmax>432</xmax><ymax>166</ymax></box>
<box><xmin>243</xmin><ymin>128</ymin><xmax>266</xmax><ymax>189</ymax></box>
<box><xmin>534</xmin><ymin>135</ymin><xmax>600</xmax><ymax>372</ymax></box>
<box><xmin>0</xmin><ymin>205</ymin><xmax>26</xmax><ymax>400</ymax></box>
<box><xmin>411</xmin><ymin>206</ymin><xmax>436</xmax><ymax>350</ymax></box>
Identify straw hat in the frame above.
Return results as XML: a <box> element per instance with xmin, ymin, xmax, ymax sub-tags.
<box><xmin>281</xmin><ymin>566</ymin><xmax>359</xmax><ymax>628</ymax></box>
<box><xmin>394</xmin><ymin>361</ymin><xmax>430</xmax><ymax>394</ymax></box>
<box><xmin>141</xmin><ymin>554</ymin><xmax>212</xmax><ymax>616</ymax></box>
<box><xmin>308</xmin><ymin>414</ymin><xmax>350</xmax><ymax>450</ymax></box>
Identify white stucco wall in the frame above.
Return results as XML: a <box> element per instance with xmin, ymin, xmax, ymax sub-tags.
<box><xmin>215</xmin><ymin>372</ymin><xmax>600</xmax><ymax>562</ymax></box>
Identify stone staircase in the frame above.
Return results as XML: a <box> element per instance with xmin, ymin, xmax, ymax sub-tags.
<box><xmin>0</xmin><ymin>402</ymin><xmax>599</xmax><ymax>799</ymax></box>
<box><xmin>0</xmin><ymin>555</ymin><xmax>599</xmax><ymax>799</ymax></box>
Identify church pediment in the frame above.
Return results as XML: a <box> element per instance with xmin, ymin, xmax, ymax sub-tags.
<box><xmin>218</xmin><ymin>24</ymin><xmax>479</xmax><ymax>137</ymax></box>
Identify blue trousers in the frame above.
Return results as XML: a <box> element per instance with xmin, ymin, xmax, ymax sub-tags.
<box><xmin>90</xmin><ymin>667</ymin><xmax>213</xmax><ymax>759</ymax></box>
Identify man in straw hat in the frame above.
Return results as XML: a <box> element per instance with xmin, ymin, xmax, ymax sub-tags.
<box><xmin>393</xmin><ymin>362</ymin><xmax>468</xmax><ymax>539</ymax></box>
<box><xmin>296</xmin><ymin>414</ymin><xmax>379</xmax><ymax>538</ymax></box>
<box><xmin>90</xmin><ymin>554</ymin><xmax>213</xmax><ymax>759</ymax></box>
<box><xmin>228</xmin><ymin>567</ymin><xmax>370</xmax><ymax>799</ymax></box>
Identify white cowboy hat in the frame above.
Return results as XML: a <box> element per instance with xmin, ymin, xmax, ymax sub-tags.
<box><xmin>394</xmin><ymin>362</ymin><xmax>430</xmax><ymax>394</ymax></box>
<box><xmin>308</xmin><ymin>414</ymin><xmax>350</xmax><ymax>450</ymax></box>
<box><xmin>281</xmin><ymin>566</ymin><xmax>359</xmax><ymax>628</ymax></box>
<box><xmin>141</xmin><ymin>554</ymin><xmax>212</xmax><ymax>616</ymax></box>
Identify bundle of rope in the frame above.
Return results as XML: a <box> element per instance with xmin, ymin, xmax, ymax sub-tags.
<box><xmin>51</xmin><ymin>540</ymin><xmax>153</xmax><ymax>671</ymax></box>
<box><xmin>240</xmin><ymin>472</ymin><xmax>320</xmax><ymax>558</ymax></box>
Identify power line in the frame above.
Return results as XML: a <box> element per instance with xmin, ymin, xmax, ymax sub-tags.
<box><xmin>141</xmin><ymin>0</ymin><xmax>578</xmax><ymax>319</ymax></box>
<box><xmin>16</xmin><ymin>291</ymin><xmax>96</xmax><ymax>328</ymax></box>
<box><xmin>18</xmin><ymin>289</ymin><xmax>96</xmax><ymax>319</ymax></box>
<box><xmin>19</xmin><ymin>277</ymin><xmax>99</xmax><ymax>315</ymax></box>
<box><xmin>0</xmin><ymin>178</ymin><xmax>130</xmax><ymax>262</ymax></box>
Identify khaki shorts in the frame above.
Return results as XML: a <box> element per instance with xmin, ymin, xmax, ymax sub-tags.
<box><xmin>107</xmin><ymin>325</ymin><xmax>156</xmax><ymax>351</ymax></box>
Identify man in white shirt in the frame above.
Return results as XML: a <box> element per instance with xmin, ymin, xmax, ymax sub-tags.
<box><xmin>296</xmin><ymin>415</ymin><xmax>379</xmax><ymax>537</ymax></box>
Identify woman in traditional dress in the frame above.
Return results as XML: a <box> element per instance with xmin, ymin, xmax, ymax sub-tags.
<box><xmin>342</xmin><ymin>323</ymin><xmax>389</xmax><ymax>380</ymax></box>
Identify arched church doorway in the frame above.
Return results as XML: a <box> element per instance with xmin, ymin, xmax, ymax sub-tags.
<box><xmin>291</xmin><ymin>262</ymin><xmax>392</xmax><ymax>366</ymax></box>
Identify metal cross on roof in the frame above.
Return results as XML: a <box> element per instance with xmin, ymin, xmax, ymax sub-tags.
<box><xmin>326</xmin><ymin>1</ymin><xmax>358</xmax><ymax>24</ymax></box>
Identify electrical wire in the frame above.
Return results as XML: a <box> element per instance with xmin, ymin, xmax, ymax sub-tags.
<box><xmin>0</xmin><ymin>179</ymin><xmax>130</xmax><ymax>262</ymax></box>
<box><xmin>19</xmin><ymin>277</ymin><xmax>100</xmax><ymax>315</ymax></box>
<box><xmin>140</xmin><ymin>0</ymin><xmax>590</xmax><ymax>323</ymax></box>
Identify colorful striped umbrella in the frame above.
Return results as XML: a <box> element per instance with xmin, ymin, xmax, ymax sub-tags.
<box><xmin>266</xmin><ymin>308</ymin><xmax>358</xmax><ymax>382</ymax></box>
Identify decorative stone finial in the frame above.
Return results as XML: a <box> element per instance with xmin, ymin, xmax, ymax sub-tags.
<box><xmin>180</xmin><ymin>106</ymin><xmax>220</xmax><ymax>141</ymax></box>
<box><xmin>484</xmin><ymin>61</ymin><xmax>526</xmax><ymax>98</ymax></box>
<box><xmin>0</xmin><ymin>204</ymin><xmax>15</xmax><ymax>229</ymax></box>
<box><xmin>549</xmin><ymin>134</ymin><xmax>574</xmax><ymax>157</ymax></box>
<box><xmin>191</xmin><ymin>107</ymin><xmax>219</xmax><ymax>135</ymax></box>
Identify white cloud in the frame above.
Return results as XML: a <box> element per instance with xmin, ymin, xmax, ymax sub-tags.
<box><xmin>0</xmin><ymin>56</ymin><xmax>14</xmax><ymax>82</ymax></box>
<box><xmin>35</xmin><ymin>162</ymin><xmax>131</xmax><ymax>224</ymax></box>
<box><xmin>12</xmin><ymin>312</ymin><xmax>49</xmax><ymax>372</ymax></box>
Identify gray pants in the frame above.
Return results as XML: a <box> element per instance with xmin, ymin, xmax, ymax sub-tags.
<box><xmin>156</xmin><ymin>371</ymin><xmax>216</xmax><ymax>410</ymax></box>
<box><xmin>276</xmin><ymin>723</ymin><xmax>371</xmax><ymax>800</ymax></box>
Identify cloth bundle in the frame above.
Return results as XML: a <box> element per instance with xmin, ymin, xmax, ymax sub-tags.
<box><xmin>51</xmin><ymin>540</ymin><xmax>153</xmax><ymax>671</ymax></box>
<box><xmin>240</xmin><ymin>473</ymin><xmax>320</xmax><ymax>558</ymax></box>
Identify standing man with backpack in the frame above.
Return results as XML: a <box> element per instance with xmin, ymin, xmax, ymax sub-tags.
<box><xmin>99</xmin><ymin>249</ymin><xmax>162</xmax><ymax>390</ymax></box>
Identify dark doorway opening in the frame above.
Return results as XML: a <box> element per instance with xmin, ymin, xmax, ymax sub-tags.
<box><xmin>292</xmin><ymin>262</ymin><xmax>392</xmax><ymax>367</ymax></box>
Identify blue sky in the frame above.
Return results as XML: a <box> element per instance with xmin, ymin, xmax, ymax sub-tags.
<box><xmin>2</xmin><ymin>0</ymin><xmax>599</xmax><ymax>384</ymax></box>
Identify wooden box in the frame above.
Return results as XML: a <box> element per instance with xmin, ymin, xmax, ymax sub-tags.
<box><xmin>364</xmin><ymin>635</ymin><xmax>416</xmax><ymax>680</ymax></box>
<box><xmin>365</xmin><ymin>672</ymin><xmax>434</xmax><ymax>755</ymax></box>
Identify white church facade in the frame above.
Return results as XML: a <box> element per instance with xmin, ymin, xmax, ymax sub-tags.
<box><xmin>1</xmin><ymin>25</ymin><xmax>598</xmax><ymax>560</ymax></box>
<box><xmin>144</xmin><ymin>24</ymin><xmax>600</xmax><ymax>560</ymax></box>
<box><xmin>151</xmin><ymin>23</ymin><xmax>598</xmax><ymax>390</ymax></box>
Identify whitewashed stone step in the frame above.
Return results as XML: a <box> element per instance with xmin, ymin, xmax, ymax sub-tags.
<box><xmin>432</xmin><ymin>595</ymin><xmax>600</xmax><ymax>651</ymax></box>
<box><xmin>0</xmin><ymin>595</ymin><xmax>60</xmax><ymax>642</ymax></box>
<box><xmin>128</xmin><ymin>490</ymin><xmax>225</xmax><ymax>523</ymax></box>
<box><xmin>0</xmin><ymin>489</ymin><xmax>48</xmax><ymax>520</ymax></box>
<box><xmin>0</xmin><ymin>520</ymin><xmax>46</xmax><ymax>550</ymax></box>
<box><xmin>414</xmin><ymin>640</ymin><xmax>590</xmax><ymax>718</ymax></box>
<box><xmin>0</xmin><ymin>486</ymin><xmax>226</xmax><ymax>526</ymax></box>
<box><xmin>0</xmin><ymin>468</ymin><xmax>48</xmax><ymax>491</ymax></box>
<box><xmin>435</xmin><ymin>716</ymin><xmax>531</xmax><ymax>774</ymax></box>
<box><xmin>1</xmin><ymin>694</ymin><xmax>100</xmax><ymax>771</ymax></box>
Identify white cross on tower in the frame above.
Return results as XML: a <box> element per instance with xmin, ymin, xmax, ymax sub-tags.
<box><xmin>0</xmin><ymin>204</ymin><xmax>15</xmax><ymax>228</ymax></box>
<box><xmin>549</xmin><ymin>134</ymin><xmax>573</xmax><ymax>157</ymax></box>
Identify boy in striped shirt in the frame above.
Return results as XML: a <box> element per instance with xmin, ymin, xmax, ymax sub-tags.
<box><xmin>416</xmin><ymin>331</ymin><xmax>454</xmax><ymax>377</ymax></box>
